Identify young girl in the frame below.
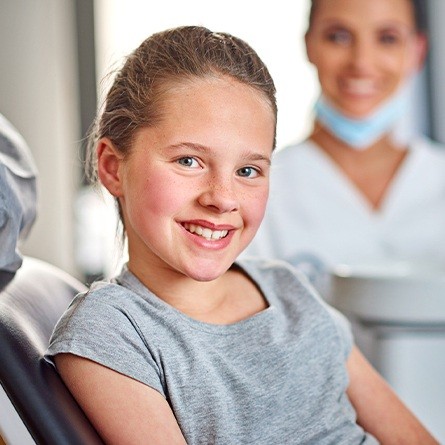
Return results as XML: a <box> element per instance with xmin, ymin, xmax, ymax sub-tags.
<box><xmin>45</xmin><ymin>26</ymin><xmax>438</xmax><ymax>444</ymax></box>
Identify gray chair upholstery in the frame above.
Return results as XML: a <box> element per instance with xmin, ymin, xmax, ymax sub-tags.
<box><xmin>0</xmin><ymin>257</ymin><xmax>104</xmax><ymax>444</ymax></box>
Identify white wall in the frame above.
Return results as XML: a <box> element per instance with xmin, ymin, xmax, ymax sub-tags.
<box><xmin>0</xmin><ymin>0</ymin><xmax>81</xmax><ymax>276</ymax></box>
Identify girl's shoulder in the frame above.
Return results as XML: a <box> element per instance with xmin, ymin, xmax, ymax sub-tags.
<box><xmin>238</xmin><ymin>257</ymin><xmax>353</xmax><ymax>357</ymax></box>
<box><xmin>236</xmin><ymin>256</ymin><xmax>321</xmax><ymax>305</ymax></box>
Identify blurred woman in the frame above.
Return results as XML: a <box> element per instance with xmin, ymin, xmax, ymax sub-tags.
<box><xmin>246</xmin><ymin>0</ymin><xmax>445</xmax><ymax>291</ymax></box>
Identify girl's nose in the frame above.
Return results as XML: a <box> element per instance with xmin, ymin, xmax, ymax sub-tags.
<box><xmin>198</xmin><ymin>176</ymin><xmax>240</xmax><ymax>213</ymax></box>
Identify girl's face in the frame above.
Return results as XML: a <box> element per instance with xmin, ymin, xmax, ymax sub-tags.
<box><xmin>306</xmin><ymin>0</ymin><xmax>426</xmax><ymax>118</ymax></box>
<box><xmin>99</xmin><ymin>76</ymin><xmax>275</xmax><ymax>283</ymax></box>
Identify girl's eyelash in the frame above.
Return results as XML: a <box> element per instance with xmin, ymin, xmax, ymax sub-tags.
<box><xmin>237</xmin><ymin>166</ymin><xmax>261</xmax><ymax>178</ymax></box>
<box><xmin>175</xmin><ymin>156</ymin><xmax>264</xmax><ymax>178</ymax></box>
<box><xmin>176</xmin><ymin>156</ymin><xmax>200</xmax><ymax>168</ymax></box>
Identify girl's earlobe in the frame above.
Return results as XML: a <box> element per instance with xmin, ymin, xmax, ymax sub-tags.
<box><xmin>97</xmin><ymin>138</ymin><xmax>124</xmax><ymax>197</ymax></box>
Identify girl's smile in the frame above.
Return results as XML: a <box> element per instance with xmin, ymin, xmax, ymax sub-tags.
<box><xmin>181</xmin><ymin>221</ymin><xmax>231</xmax><ymax>242</ymax></box>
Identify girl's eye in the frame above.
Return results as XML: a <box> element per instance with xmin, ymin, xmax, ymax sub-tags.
<box><xmin>237</xmin><ymin>166</ymin><xmax>259</xmax><ymax>178</ymax></box>
<box><xmin>177</xmin><ymin>157</ymin><xmax>199</xmax><ymax>168</ymax></box>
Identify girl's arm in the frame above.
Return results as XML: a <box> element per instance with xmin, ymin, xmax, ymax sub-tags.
<box><xmin>55</xmin><ymin>353</ymin><xmax>187</xmax><ymax>445</ymax></box>
<box><xmin>347</xmin><ymin>345</ymin><xmax>439</xmax><ymax>444</ymax></box>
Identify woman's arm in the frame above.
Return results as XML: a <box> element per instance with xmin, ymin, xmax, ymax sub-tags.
<box><xmin>55</xmin><ymin>353</ymin><xmax>187</xmax><ymax>445</ymax></box>
<box><xmin>347</xmin><ymin>345</ymin><xmax>439</xmax><ymax>444</ymax></box>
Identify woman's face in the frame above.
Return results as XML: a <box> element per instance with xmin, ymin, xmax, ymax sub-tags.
<box><xmin>306</xmin><ymin>0</ymin><xmax>426</xmax><ymax>118</ymax></box>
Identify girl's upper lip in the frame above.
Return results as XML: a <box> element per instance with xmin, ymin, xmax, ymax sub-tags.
<box><xmin>181</xmin><ymin>219</ymin><xmax>236</xmax><ymax>231</ymax></box>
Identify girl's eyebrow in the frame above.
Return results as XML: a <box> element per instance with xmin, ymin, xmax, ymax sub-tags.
<box><xmin>166</xmin><ymin>142</ymin><xmax>211</xmax><ymax>153</ymax></box>
<box><xmin>166</xmin><ymin>142</ymin><xmax>272</xmax><ymax>165</ymax></box>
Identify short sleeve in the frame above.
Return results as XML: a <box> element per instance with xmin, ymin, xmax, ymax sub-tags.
<box><xmin>45</xmin><ymin>290</ymin><xmax>165</xmax><ymax>397</ymax></box>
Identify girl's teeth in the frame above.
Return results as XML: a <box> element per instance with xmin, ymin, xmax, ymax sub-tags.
<box><xmin>202</xmin><ymin>228</ymin><xmax>212</xmax><ymax>239</ymax></box>
<box><xmin>211</xmin><ymin>231</ymin><xmax>223</xmax><ymax>240</ymax></box>
<box><xmin>184</xmin><ymin>223</ymin><xmax>228</xmax><ymax>240</ymax></box>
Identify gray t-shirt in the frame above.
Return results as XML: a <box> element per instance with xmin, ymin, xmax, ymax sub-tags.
<box><xmin>46</xmin><ymin>259</ymin><xmax>378</xmax><ymax>445</ymax></box>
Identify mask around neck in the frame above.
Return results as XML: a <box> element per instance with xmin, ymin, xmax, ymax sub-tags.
<box><xmin>314</xmin><ymin>88</ymin><xmax>409</xmax><ymax>150</ymax></box>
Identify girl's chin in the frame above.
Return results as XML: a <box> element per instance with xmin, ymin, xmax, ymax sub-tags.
<box><xmin>181</xmin><ymin>261</ymin><xmax>233</xmax><ymax>283</ymax></box>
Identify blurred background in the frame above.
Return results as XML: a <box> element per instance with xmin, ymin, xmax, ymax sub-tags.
<box><xmin>1</xmin><ymin>0</ymin><xmax>445</xmax><ymax>442</ymax></box>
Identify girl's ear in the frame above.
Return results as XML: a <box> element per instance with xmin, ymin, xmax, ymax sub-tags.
<box><xmin>97</xmin><ymin>138</ymin><xmax>124</xmax><ymax>197</ymax></box>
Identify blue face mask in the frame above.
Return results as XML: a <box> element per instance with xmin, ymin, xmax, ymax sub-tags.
<box><xmin>314</xmin><ymin>90</ymin><xmax>409</xmax><ymax>150</ymax></box>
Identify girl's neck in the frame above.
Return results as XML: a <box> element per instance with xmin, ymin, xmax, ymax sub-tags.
<box><xmin>127</xmin><ymin>260</ymin><xmax>268</xmax><ymax>325</ymax></box>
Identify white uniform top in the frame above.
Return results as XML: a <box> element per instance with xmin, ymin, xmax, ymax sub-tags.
<box><xmin>245</xmin><ymin>137</ymin><xmax>445</xmax><ymax>272</ymax></box>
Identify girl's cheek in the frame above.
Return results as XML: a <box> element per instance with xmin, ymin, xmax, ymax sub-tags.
<box><xmin>247</xmin><ymin>189</ymin><xmax>269</xmax><ymax>223</ymax></box>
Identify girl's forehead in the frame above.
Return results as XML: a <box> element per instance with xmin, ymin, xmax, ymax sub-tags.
<box><xmin>130</xmin><ymin>75</ymin><xmax>276</xmax><ymax>154</ymax></box>
<box><xmin>160</xmin><ymin>74</ymin><xmax>249</xmax><ymax>98</ymax></box>
<box><xmin>158</xmin><ymin>75</ymin><xmax>275</xmax><ymax>120</ymax></box>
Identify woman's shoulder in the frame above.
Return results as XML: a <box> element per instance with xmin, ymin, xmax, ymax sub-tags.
<box><xmin>269</xmin><ymin>139</ymin><xmax>327</xmax><ymax>186</ymax></box>
<box><xmin>272</xmin><ymin>139</ymin><xmax>317</xmax><ymax>163</ymax></box>
<box><xmin>413</xmin><ymin>136</ymin><xmax>445</xmax><ymax>159</ymax></box>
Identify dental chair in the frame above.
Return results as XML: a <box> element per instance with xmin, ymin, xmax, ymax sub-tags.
<box><xmin>0</xmin><ymin>256</ymin><xmax>104</xmax><ymax>445</ymax></box>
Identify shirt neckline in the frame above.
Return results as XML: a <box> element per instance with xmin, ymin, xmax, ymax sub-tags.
<box><xmin>115</xmin><ymin>260</ymin><xmax>276</xmax><ymax>335</ymax></box>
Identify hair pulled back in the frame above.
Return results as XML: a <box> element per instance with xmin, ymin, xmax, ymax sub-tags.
<box><xmin>87</xmin><ymin>26</ymin><xmax>277</xmax><ymax>182</ymax></box>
